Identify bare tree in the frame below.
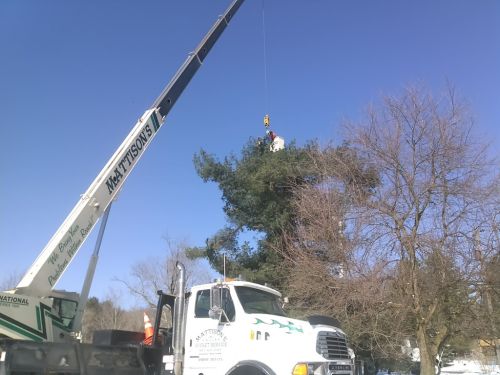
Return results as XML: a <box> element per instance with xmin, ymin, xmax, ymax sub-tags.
<box><xmin>0</xmin><ymin>271</ymin><xmax>23</xmax><ymax>291</ymax></box>
<box><xmin>116</xmin><ymin>238</ymin><xmax>213</xmax><ymax>308</ymax></box>
<box><xmin>283</xmin><ymin>86</ymin><xmax>499</xmax><ymax>374</ymax></box>
<box><xmin>81</xmin><ymin>289</ymin><xmax>143</xmax><ymax>343</ymax></box>
<box><xmin>472</xmin><ymin>207</ymin><xmax>500</xmax><ymax>363</ymax></box>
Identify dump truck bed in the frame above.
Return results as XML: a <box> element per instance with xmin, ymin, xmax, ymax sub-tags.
<box><xmin>0</xmin><ymin>339</ymin><xmax>162</xmax><ymax>375</ymax></box>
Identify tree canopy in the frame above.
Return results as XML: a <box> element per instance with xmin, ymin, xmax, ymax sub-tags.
<box><xmin>282</xmin><ymin>86</ymin><xmax>500</xmax><ymax>374</ymax></box>
<box><xmin>192</xmin><ymin>137</ymin><xmax>378</xmax><ymax>287</ymax></box>
<box><xmin>192</xmin><ymin>139</ymin><xmax>320</xmax><ymax>285</ymax></box>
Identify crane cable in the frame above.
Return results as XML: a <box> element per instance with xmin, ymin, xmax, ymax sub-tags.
<box><xmin>259</xmin><ymin>1</ymin><xmax>284</xmax><ymax>152</ymax></box>
<box><xmin>261</xmin><ymin>0</ymin><xmax>270</xmax><ymax>129</ymax></box>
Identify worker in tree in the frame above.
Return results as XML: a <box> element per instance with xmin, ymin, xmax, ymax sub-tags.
<box><xmin>266</xmin><ymin>130</ymin><xmax>285</xmax><ymax>152</ymax></box>
<box><xmin>266</xmin><ymin>130</ymin><xmax>276</xmax><ymax>142</ymax></box>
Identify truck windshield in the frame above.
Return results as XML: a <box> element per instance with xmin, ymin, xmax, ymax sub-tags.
<box><xmin>52</xmin><ymin>298</ymin><xmax>78</xmax><ymax>328</ymax></box>
<box><xmin>235</xmin><ymin>286</ymin><xmax>286</xmax><ymax>316</ymax></box>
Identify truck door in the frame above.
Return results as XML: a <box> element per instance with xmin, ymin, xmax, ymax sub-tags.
<box><xmin>184</xmin><ymin>287</ymin><xmax>236</xmax><ymax>374</ymax></box>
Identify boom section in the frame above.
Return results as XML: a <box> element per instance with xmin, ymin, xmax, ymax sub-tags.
<box><xmin>153</xmin><ymin>0</ymin><xmax>244</xmax><ymax>118</ymax></box>
<box><xmin>16</xmin><ymin>109</ymin><xmax>161</xmax><ymax>295</ymax></box>
<box><xmin>15</xmin><ymin>0</ymin><xmax>245</xmax><ymax>296</ymax></box>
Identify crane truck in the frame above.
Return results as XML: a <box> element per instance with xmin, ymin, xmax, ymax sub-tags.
<box><xmin>0</xmin><ymin>1</ymin><xmax>355</xmax><ymax>374</ymax></box>
<box><xmin>0</xmin><ymin>0</ymin><xmax>245</xmax><ymax>343</ymax></box>
<box><xmin>0</xmin><ymin>263</ymin><xmax>354</xmax><ymax>375</ymax></box>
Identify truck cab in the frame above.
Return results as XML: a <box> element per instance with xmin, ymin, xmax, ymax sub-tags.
<box><xmin>0</xmin><ymin>290</ymin><xmax>78</xmax><ymax>342</ymax></box>
<box><xmin>180</xmin><ymin>280</ymin><xmax>353</xmax><ymax>375</ymax></box>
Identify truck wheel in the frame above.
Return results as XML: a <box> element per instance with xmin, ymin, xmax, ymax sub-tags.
<box><xmin>227</xmin><ymin>362</ymin><xmax>275</xmax><ymax>375</ymax></box>
<box><xmin>228</xmin><ymin>367</ymin><xmax>265</xmax><ymax>375</ymax></box>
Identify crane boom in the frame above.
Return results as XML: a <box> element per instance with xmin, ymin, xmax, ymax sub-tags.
<box><xmin>15</xmin><ymin>0</ymin><xmax>244</xmax><ymax>296</ymax></box>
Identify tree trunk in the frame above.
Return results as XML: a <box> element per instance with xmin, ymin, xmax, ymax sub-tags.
<box><xmin>417</xmin><ymin>325</ymin><xmax>437</xmax><ymax>375</ymax></box>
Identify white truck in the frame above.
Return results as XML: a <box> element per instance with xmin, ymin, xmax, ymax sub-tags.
<box><xmin>0</xmin><ymin>263</ymin><xmax>354</xmax><ymax>375</ymax></box>
<box><xmin>0</xmin><ymin>0</ymin><xmax>245</xmax><ymax>343</ymax></box>
<box><xmin>176</xmin><ymin>264</ymin><xmax>354</xmax><ymax>375</ymax></box>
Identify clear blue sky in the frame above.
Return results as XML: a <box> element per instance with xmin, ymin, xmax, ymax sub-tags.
<box><xmin>1</xmin><ymin>0</ymin><xmax>499</xmax><ymax>306</ymax></box>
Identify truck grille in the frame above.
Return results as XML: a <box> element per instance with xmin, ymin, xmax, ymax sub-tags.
<box><xmin>317</xmin><ymin>331</ymin><xmax>350</xmax><ymax>360</ymax></box>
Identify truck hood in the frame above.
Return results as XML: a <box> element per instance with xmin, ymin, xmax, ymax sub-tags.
<box><xmin>243</xmin><ymin>313</ymin><xmax>349</xmax><ymax>365</ymax></box>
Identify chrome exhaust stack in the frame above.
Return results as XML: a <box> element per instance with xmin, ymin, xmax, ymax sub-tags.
<box><xmin>173</xmin><ymin>262</ymin><xmax>186</xmax><ymax>375</ymax></box>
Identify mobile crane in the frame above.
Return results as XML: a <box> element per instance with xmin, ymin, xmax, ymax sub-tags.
<box><xmin>0</xmin><ymin>0</ymin><xmax>245</xmax><ymax>343</ymax></box>
<box><xmin>0</xmin><ymin>2</ymin><xmax>356</xmax><ymax>372</ymax></box>
<box><xmin>0</xmin><ymin>263</ymin><xmax>355</xmax><ymax>375</ymax></box>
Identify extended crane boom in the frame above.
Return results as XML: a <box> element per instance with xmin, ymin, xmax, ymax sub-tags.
<box><xmin>17</xmin><ymin>0</ymin><xmax>244</xmax><ymax>296</ymax></box>
<box><xmin>1</xmin><ymin>0</ymin><xmax>244</xmax><ymax>342</ymax></box>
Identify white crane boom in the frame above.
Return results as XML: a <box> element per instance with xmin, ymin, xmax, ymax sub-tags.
<box><xmin>14</xmin><ymin>0</ymin><xmax>244</xmax><ymax>297</ymax></box>
<box><xmin>15</xmin><ymin>108</ymin><xmax>161</xmax><ymax>295</ymax></box>
<box><xmin>1</xmin><ymin>0</ymin><xmax>245</xmax><ymax>342</ymax></box>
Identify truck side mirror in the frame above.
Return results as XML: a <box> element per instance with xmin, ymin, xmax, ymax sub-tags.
<box><xmin>209</xmin><ymin>307</ymin><xmax>222</xmax><ymax>320</ymax></box>
<box><xmin>210</xmin><ymin>285</ymin><xmax>222</xmax><ymax>308</ymax></box>
<box><xmin>282</xmin><ymin>296</ymin><xmax>289</xmax><ymax>310</ymax></box>
<box><xmin>209</xmin><ymin>285</ymin><xmax>223</xmax><ymax>320</ymax></box>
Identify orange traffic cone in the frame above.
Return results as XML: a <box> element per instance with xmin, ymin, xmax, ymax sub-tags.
<box><xmin>143</xmin><ymin>312</ymin><xmax>154</xmax><ymax>345</ymax></box>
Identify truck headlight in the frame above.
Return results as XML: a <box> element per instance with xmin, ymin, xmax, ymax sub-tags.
<box><xmin>292</xmin><ymin>363</ymin><xmax>313</xmax><ymax>375</ymax></box>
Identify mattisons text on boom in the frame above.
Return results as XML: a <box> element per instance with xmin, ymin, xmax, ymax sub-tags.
<box><xmin>105</xmin><ymin>124</ymin><xmax>153</xmax><ymax>195</ymax></box>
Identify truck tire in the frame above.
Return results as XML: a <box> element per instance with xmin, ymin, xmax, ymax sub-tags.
<box><xmin>227</xmin><ymin>361</ymin><xmax>275</xmax><ymax>375</ymax></box>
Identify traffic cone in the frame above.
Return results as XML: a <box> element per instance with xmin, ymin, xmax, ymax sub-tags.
<box><xmin>143</xmin><ymin>312</ymin><xmax>154</xmax><ymax>345</ymax></box>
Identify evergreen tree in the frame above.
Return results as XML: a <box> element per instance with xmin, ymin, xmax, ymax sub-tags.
<box><xmin>192</xmin><ymin>139</ymin><xmax>319</xmax><ymax>286</ymax></box>
<box><xmin>192</xmin><ymin>138</ymin><xmax>377</xmax><ymax>288</ymax></box>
